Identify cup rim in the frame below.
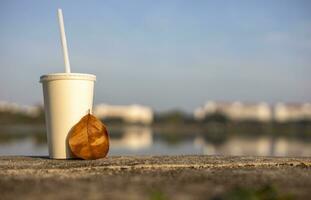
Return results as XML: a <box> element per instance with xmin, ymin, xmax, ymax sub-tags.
<box><xmin>40</xmin><ymin>73</ymin><xmax>96</xmax><ymax>82</ymax></box>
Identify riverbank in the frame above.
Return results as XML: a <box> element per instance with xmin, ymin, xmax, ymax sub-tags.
<box><xmin>1</xmin><ymin>123</ymin><xmax>311</xmax><ymax>145</ymax></box>
<box><xmin>0</xmin><ymin>155</ymin><xmax>310</xmax><ymax>199</ymax></box>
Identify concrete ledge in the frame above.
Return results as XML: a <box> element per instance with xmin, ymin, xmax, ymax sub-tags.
<box><xmin>0</xmin><ymin>156</ymin><xmax>311</xmax><ymax>199</ymax></box>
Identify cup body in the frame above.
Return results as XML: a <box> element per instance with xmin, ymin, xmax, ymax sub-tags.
<box><xmin>40</xmin><ymin>73</ymin><xmax>96</xmax><ymax>159</ymax></box>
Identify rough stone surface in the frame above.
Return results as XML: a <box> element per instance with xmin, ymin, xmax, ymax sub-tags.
<box><xmin>0</xmin><ymin>155</ymin><xmax>310</xmax><ymax>200</ymax></box>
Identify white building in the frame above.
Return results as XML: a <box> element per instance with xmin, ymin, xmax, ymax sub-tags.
<box><xmin>274</xmin><ymin>103</ymin><xmax>311</xmax><ymax>122</ymax></box>
<box><xmin>194</xmin><ymin>101</ymin><xmax>272</xmax><ymax>122</ymax></box>
<box><xmin>93</xmin><ymin>104</ymin><xmax>153</xmax><ymax>124</ymax></box>
<box><xmin>0</xmin><ymin>101</ymin><xmax>41</xmax><ymax>117</ymax></box>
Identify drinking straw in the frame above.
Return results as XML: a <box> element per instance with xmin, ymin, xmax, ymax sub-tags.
<box><xmin>57</xmin><ymin>9</ymin><xmax>71</xmax><ymax>73</ymax></box>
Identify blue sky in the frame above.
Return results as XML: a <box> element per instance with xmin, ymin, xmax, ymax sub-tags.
<box><xmin>0</xmin><ymin>0</ymin><xmax>310</xmax><ymax>112</ymax></box>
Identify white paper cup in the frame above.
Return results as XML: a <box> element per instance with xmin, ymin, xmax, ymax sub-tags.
<box><xmin>40</xmin><ymin>73</ymin><xmax>96</xmax><ymax>159</ymax></box>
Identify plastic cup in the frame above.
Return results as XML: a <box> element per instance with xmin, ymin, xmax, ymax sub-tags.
<box><xmin>40</xmin><ymin>73</ymin><xmax>96</xmax><ymax>159</ymax></box>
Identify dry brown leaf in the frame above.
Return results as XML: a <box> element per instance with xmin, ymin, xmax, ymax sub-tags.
<box><xmin>69</xmin><ymin>113</ymin><xmax>109</xmax><ymax>160</ymax></box>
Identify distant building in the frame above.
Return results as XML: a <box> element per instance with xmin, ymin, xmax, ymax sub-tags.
<box><xmin>93</xmin><ymin>104</ymin><xmax>153</xmax><ymax>124</ymax></box>
<box><xmin>274</xmin><ymin>103</ymin><xmax>311</xmax><ymax>122</ymax></box>
<box><xmin>0</xmin><ymin>101</ymin><xmax>41</xmax><ymax>117</ymax></box>
<box><xmin>194</xmin><ymin>101</ymin><xmax>272</xmax><ymax>122</ymax></box>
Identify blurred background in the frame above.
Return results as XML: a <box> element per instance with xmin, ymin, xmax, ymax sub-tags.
<box><xmin>1</xmin><ymin>0</ymin><xmax>311</xmax><ymax>157</ymax></box>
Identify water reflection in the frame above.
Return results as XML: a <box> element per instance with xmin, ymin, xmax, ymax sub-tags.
<box><xmin>194</xmin><ymin>136</ymin><xmax>311</xmax><ymax>157</ymax></box>
<box><xmin>0</xmin><ymin>125</ymin><xmax>310</xmax><ymax>157</ymax></box>
<box><xmin>110</xmin><ymin>126</ymin><xmax>153</xmax><ymax>150</ymax></box>
<box><xmin>0</xmin><ymin>138</ymin><xmax>47</xmax><ymax>156</ymax></box>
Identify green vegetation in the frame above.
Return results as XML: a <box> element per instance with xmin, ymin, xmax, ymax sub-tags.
<box><xmin>149</xmin><ymin>190</ymin><xmax>168</xmax><ymax>200</ymax></box>
<box><xmin>203</xmin><ymin>112</ymin><xmax>229</xmax><ymax>123</ymax></box>
<box><xmin>154</xmin><ymin>110</ymin><xmax>195</xmax><ymax>124</ymax></box>
<box><xmin>0</xmin><ymin>108</ymin><xmax>45</xmax><ymax>125</ymax></box>
<box><xmin>147</xmin><ymin>185</ymin><xmax>292</xmax><ymax>200</ymax></box>
<box><xmin>212</xmin><ymin>185</ymin><xmax>293</xmax><ymax>200</ymax></box>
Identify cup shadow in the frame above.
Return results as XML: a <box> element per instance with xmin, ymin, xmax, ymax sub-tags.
<box><xmin>25</xmin><ymin>155</ymin><xmax>83</xmax><ymax>160</ymax></box>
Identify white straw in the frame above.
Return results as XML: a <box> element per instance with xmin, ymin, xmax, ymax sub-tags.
<box><xmin>57</xmin><ymin>9</ymin><xmax>71</xmax><ymax>73</ymax></box>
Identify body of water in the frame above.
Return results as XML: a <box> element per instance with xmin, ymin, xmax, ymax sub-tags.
<box><xmin>0</xmin><ymin>125</ymin><xmax>311</xmax><ymax>157</ymax></box>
